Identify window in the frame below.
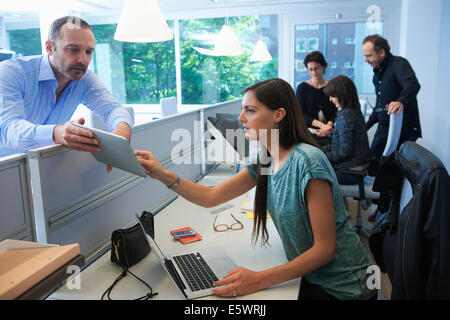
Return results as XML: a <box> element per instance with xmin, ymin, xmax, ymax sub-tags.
<box><xmin>90</xmin><ymin>23</ymin><xmax>176</xmax><ymax>105</ymax></box>
<box><xmin>295</xmin><ymin>59</ymin><xmax>306</xmax><ymax>72</ymax></box>
<box><xmin>308</xmin><ymin>24</ymin><xmax>319</xmax><ymax>30</ymax></box>
<box><xmin>293</xmin><ymin>21</ymin><xmax>384</xmax><ymax>94</ymax></box>
<box><xmin>179</xmin><ymin>15</ymin><xmax>278</xmax><ymax>104</ymax></box>
<box><xmin>296</xmin><ymin>38</ymin><xmax>307</xmax><ymax>52</ymax></box>
<box><xmin>2</xmin><ymin>10</ymin><xmax>277</xmax><ymax>108</ymax></box>
<box><xmin>344</xmin><ymin>61</ymin><xmax>355</xmax><ymax>68</ymax></box>
<box><xmin>308</xmin><ymin>37</ymin><xmax>319</xmax><ymax>51</ymax></box>
<box><xmin>296</xmin><ymin>24</ymin><xmax>307</xmax><ymax>31</ymax></box>
<box><xmin>7</xmin><ymin>28</ymin><xmax>42</xmax><ymax>57</ymax></box>
<box><xmin>345</xmin><ymin>37</ymin><xmax>356</xmax><ymax>44</ymax></box>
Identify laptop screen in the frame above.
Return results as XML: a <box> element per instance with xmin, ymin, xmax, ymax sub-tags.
<box><xmin>135</xmin><ymin>213</ymin><xmax>167</xmax><ymax>264</ymax></box>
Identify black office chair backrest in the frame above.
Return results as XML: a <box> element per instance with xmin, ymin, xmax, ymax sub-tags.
<box><xmin>370</xmin><ymin>141</ymin><xmax>450</xmax><ymax>299</ymax></box>
<box><xmin>207</xmin><ymin>114</ymin><xmax>249</xmax><ymax>158</ymax></box>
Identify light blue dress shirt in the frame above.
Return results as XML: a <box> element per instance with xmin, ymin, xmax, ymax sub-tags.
<box><xmin>0</xmin><ymin>55</ymin><xmax>133</xmax><ymax>157</ymax></box>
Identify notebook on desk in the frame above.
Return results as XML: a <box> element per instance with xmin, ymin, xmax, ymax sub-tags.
<box><xmin>135</xmin><ymin>213</ymin><xmax>237</xmax><ymax>299</ymax></box>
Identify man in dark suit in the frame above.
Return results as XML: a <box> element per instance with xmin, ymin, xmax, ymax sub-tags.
<box><xmin>362</xmin><ymin>34</ymin><xmax>421</xmax><ymax>221</ymax></box>
<box><xmin>362</xmin><ymin>34</ymin><xmax>421</xmax><ymax>175</ymax></box>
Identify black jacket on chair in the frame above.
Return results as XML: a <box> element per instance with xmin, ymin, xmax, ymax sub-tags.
<box><xmin>368</xmin><ymin>141</ymin><xmax>450</xmax><ymax>299</ymax></box>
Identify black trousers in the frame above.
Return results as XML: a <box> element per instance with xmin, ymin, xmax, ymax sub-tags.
<box><xmin>298</xmin><ymin>277</ymin><xmax>378</xmax><ymax>300</ymax></box>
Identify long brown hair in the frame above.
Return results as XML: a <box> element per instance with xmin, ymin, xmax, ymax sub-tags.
<box><xmin>244</xmin><ymin>78</ymin><xmax>318</xmax><ymax>246</ymax></box>
<box><xmin>323</xmin><ymin>75</ymin><xmax>361</xmax><ymax>114</ymax></box>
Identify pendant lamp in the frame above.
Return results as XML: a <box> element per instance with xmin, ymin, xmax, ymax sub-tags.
<box><xmin>250</xmin><ymin>17</ymin><xmax>272</xmax><ymax>62</ymax></box>
<box><xmin>114</xmin><ymin>0</ymin><xmax>173</xmax><ymax>42</ymax></box>
<box><xmin>250</xmin><ymin>39</ymin><xmax>272</xmax><ymax>62</ymax></box>
<box><xmin>194</xmin><ymin>15</ymin><xmax>243</xmax><ymax>56</ymax></box>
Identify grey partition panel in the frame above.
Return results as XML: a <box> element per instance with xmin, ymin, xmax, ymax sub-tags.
<box><xmin>47</xmin><ymin>158</ymin><xmax>202</xmax><ymax>258</ymax></box>
<box><xmin>0</xmin><ymin>154</ymin><xmax>35</xmax><ymax>241</ymax></box>
<box><xmin>202</xmin><ymin>99</ymin><xmax>242</xmax><ymax>123</ymax></box>
<box><xmin>133</xmin><ymin>110</ymin><xmax>202</xmax><ymax>164</ymax></box>
<box><xmin>203</xmin><ymin>99</ymin><xmax>243</xmax><ymax>170</ymax></box>
<box><xmin>28</xmin><ymin>110</ymin><xmax>203</xmax><ymax>259</ymax></box>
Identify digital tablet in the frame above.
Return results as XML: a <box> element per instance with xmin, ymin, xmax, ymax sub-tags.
<box><xmin>73</xmin><ymin>123</ymin><xmax>147</xmax><ymax>178</ymax></box>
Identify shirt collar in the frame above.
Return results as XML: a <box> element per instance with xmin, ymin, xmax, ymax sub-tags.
<box><xmin>38</xmin><ymin>55</ymin><xmax>78</xmax><ymax>89</ymax></box>
<box><xmin>38</xmin><ymin>55</ymin><xmax>57</xmax><ymax>82</ymax></box>
<box><xmin>374</xmin><ymin>52</ymin><xmax>392</xmax><ymax>73</ymax></box>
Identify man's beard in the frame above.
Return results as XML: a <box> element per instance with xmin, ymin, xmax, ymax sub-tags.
<box><xmin>66</xmin><ymin>64</ymin><xmax>87</xmax><ymax>80</ymax></box>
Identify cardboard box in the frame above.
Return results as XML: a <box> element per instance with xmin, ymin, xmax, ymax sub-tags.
<box><xmin>0</xmin><ymin>239</ymin><xmax>80</xmax><ymax>300</ymax></box>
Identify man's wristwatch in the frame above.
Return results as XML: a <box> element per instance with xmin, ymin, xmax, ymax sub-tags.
<box><xmin>167</xmin><ymin>176</ymin><xmax>180</xmax><ymax>190</ymax></box>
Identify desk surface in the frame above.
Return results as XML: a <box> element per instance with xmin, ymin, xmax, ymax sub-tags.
<box><xmin>48</xmin><ymin>165</ymin><xmax>299</xmax><ymax>300</ymax></box>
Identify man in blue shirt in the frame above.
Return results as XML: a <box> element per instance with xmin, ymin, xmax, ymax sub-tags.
<box><xmin>0</xmin><ymin>16</ymin><xmax>133</xmax><ymax>167</ymax></box>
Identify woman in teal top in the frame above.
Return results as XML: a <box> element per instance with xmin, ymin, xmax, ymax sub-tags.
<box><xmin>135</xmin><ymin>78</ymin><xmax>377</xmax><ymax>300</ymax></box>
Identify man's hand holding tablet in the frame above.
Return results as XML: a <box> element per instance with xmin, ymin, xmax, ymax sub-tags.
<box><xmin>70</xmin><ymin>122</ymin><xmax>144</xmax><ymax>177</ymax></box>
<box><xmin>53</xmin><ymin>117</ymin><xmax>101</xmax><ymax>153</ymax></box>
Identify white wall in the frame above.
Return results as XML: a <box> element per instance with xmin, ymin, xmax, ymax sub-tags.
<box><xmin>399</xmin><ymin>0</ymin><xmax>450</xmax><ymax>171</ymax></box>
<box><xmin>434</xmin><ymin>0</ymin><xmax>450</xmax><ymax>171</ymax></box>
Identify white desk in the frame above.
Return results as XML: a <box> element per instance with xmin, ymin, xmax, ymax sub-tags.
<box><xmin>48</xmin><ymin>165</ymin><xmax>299</xmax><ymax>300</ymax></box>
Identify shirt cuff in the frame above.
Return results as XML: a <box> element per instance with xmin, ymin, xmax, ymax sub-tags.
<box><xmin>108</xmin><ymin>108</ymin><xmax>134</xmax><ymax>131</ymax></box>
<box><xmin>111</xmin><ymin>117</ymin><xmax>133</xmax><ymax>132</ymax></box>
<box><xmin>35</xmin><ymin>124</ymin><xmax>56</xmax><ymax>147</ymax></box>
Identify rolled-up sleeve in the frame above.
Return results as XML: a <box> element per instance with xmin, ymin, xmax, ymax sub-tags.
<box><xmin>80</xmin><ymin>71</ymin><xmax>133</xmax><ymax>131</ymax></box>
<box><xmin>0</xmin><ymin>63</ymin><xmax>55</xmax><ymax>150</ymax></box>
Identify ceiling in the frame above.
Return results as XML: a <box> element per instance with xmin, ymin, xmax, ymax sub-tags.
<box><xmin>0</xmin><ymin>0</ymin><xmax>321</xmax><ymax>25</ymax></box>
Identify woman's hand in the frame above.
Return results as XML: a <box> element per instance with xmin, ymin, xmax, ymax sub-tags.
<box><xmin>212</xmin><ymin>267</ymin><xmax>264</xmax><ymax>297</ymax></box>
<box><xmin>135</xmin><ymin>150</ymin><xmax>174</xmax><ymax>184</ymax></box>
<box><xmin>316</xmin><ymin>124</ymin><xmax>333</xmax><ymax>137</ymax></box>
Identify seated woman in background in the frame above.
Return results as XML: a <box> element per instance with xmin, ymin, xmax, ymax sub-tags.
<box><xmin>322</xmin><ymin>75</ymin><xmax>371</xmax><ymax>185</ymax></box>
<box><xmin>295</xmin><ymin>51</ymin><xmax>337</xmax><ymax>146</ymax></box>
<box><xmin>135</xmin><ymin>78</ymin><xmax>376</xmax><ymax>300</ymax></box>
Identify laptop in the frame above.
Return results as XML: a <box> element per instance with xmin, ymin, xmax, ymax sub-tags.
<box><xmin>135</xmin><ymin>213</ymin><xmax>237</xmax><ymax>299</ymax></box>
<box><xmin>73</xmin><ymin>123</ymin><xmax>147</xmax><ymax>178</ymax></box>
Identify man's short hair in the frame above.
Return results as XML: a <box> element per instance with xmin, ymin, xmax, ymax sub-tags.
<box><xmin>363</xmin><ymin>34</ymin><xmax>390</xmax><ymax>54</ymax></box>
<box><xmin>48</xmin><ymin>16</ymin><xmax>93</xmax><ymax>42</ymax></box>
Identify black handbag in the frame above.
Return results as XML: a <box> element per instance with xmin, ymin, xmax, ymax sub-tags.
<box><xmin>101</xmin><ymin>211</ymin><xmax>158</xmax><ymax>300</ymax></box>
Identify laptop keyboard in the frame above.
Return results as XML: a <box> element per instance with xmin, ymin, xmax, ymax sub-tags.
<box><xmin>173</xmin><ymin>253</ymin><xmax>219</xmax><ymax>292</ymax></box>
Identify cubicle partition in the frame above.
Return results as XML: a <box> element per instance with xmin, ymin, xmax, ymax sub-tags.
<box><xmin>24</xmin><ymin>99</ymin><xmax>242</xmax><ymax>261</ymax></box>
<box><xmin>0</xmin><ymin>154</ymin><xmax>35</xmax><ymax>241</ymax></box>
<box><xmin>201</xmin><ymin>99</ymin><xmax>243</xmax><ymax>171</ymax></box>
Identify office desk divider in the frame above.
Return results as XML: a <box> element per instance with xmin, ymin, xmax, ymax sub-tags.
<box><xmin>26</xmin><ymin>99</ymin><xmax>242</xmax><ymax>262</ymax></box>
<box><xmin>0</xmin><ymin>154</ymin><xmax>35</xmax><ymax>242</ymax></box>
<box><xmin>202</xmin><ymin>99</ymin><xmax>243</xmax><ymax>171</ymax></box>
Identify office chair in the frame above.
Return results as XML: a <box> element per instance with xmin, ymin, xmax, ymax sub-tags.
<box><xmin>359</xmin><ymin>99</ymin><xmax>368</xmax><ymax>118</ymax></box>
<box><xmin>339</xmin><ymin>109</ymin><xmax>403</xmax><ymax>236</ymax></box>
<box><xmin>160</xmin><ymin>97</ymin><xmax>177</xmax><ymax>117</ymax></box>
<box><xmin>369</xmin><ymin>141</ymin><xmax>450</xmax><ymax>299</ymax></box>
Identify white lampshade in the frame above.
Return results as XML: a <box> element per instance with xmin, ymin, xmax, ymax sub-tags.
<box><xmin>194</xmin><ymin>24</ymin><xmax>244</xmax><ymax>56</ymax></box>
<box><xmin>114</xmin><ymin>0</ymin><xmax>173</xmax><ymax>42</ymax></box>
<box><xmin>250</xmin><ymin>39</ymin><xmax>272</xmax><ymax>62</ymax></box>
<box><xmin>214</xmin><ymin>25</ymin><xmax>244</xmax><ymax>56</ymax></box>
<box><xmin>192</xmin><ymin>46</ymin><xmax>221</xmax><ymax>56</ymax></box>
